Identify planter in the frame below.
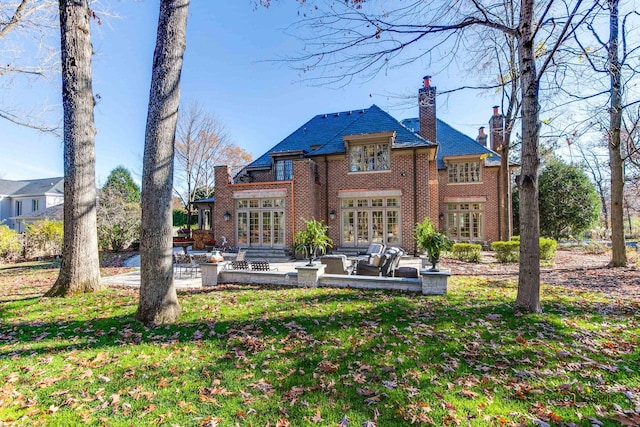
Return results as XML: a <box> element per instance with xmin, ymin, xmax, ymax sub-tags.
<box><xmin>207</xmin><ymin>250</ymin><xmax>224</xmax><ymax>263</ymax></box>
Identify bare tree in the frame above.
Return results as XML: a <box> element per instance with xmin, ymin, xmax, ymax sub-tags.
<box><xmin>174</xmin><ymin>102</ymin><xmax>251</xmax><ymax>230</ymax></box>
<box><xmin>568</xmin><ymin>0</ymin><xmax>640</xmax><ymax>266</ymax></box>
<box><xmin>45</xmin><ymin>0</ymin><xmax>101</xmax><ymax>297</ymax></box>
<box><xmin>574</xmin><ymin>139</ymin><xmax>610</xmax><ymax>232</ymax></box>
<box><xmin>136</xmin><ymin>0</ymin><xmax>190</xmax><ymax>326</ymax></box>
<box><xmin>0</xmin><ymin>0</ymin><xmax>59</xmax><ymax>132</ymax></box>
<box><xmin>264</xmin><ymin>0</ymin><xmax>592</xmax><ymax>313</ymax></box>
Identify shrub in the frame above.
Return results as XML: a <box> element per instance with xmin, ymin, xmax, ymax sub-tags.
<box><xmin>97</xmin><ymin>186</ymin><xmax>141</xmax><ymax>251</ymax></box>
<box><xmin>0</xmin><ymin>225</ymin><xmax>22</xmax><ymax>261</ymax></box>
<box><xmin>581</xmin><ymin>242</ymin><xmax>608</xmax><ymax>254</ymax></box>
<box><xmin>491</xmin><ymin>240</ymin><xmax>520</xmax><ymax>263</ymax></box>
<box><xmin>24</xmin><ymin>219</ymin><xmax>63</xmax><ymax>258</ymax></box>
<box><xmin>492</xmin><ymin>237</ymin><xmax>557</xmax><ymax>263</ymax></box>
<box><xmin>539</xmin><ymin>237</ymin><xmax>558</xmax><ymax>261</ymax></box>
<box><xmin>451</xmin><ymin>243</ymin><xmax>481</xmax><ymax>262</ymax></box>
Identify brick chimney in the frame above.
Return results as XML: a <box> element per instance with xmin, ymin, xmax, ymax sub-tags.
<box><xmin>489</xmin><ymin>105</ymin><xmax>504</xmax><ymax>151</ymax></box>
<box><xmin>418</xmin><ymin>75</ymin><xmax>437</xmax><ymax>143</ymax></box>
<box><xmin>476</xmin><ymin>126</ymin><xmax>488</xmax><ymax>147</ymax></box>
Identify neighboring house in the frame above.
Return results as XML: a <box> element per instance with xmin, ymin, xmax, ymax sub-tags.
<box><xmin>211</xmin><ymin>77</ymin><xmax>510</xmax><ymax>254</ymax></box>
<box><xmin>0</xmin><ymin>177</ymin><xmax>64</xmax><ymax>232</ymax></box>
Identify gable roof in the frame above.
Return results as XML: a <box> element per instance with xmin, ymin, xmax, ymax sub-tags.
<box><xmin>0</xmin><ymin>177</ymin><xmax>64</xmax><ymax>197</ymax></box>
<box><xmin>20</xmin><ymin>202</ymin><xmax>64</xmax><ymax>221</ymax></box>
<box><xmin>401</xmin><ymin>118</ymin><xmax>500</xmax><ymax>169</ymax></box>
<box><xmin>246</xmin><ymin>105</ymin><xmax>435</xmax><ymax>170</ymax></box>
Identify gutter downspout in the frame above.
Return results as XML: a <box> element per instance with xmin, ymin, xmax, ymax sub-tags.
<box><xmin>290</xmin><ymin>180</ymin><xmax>295</xmax><ymax>249</ymax></box>
<box><xmin>413</xmin><ymin>148</ymin><xmax>418</xmax><ymax>255</ymax></box>
<box><xmin>325</xmin><ymin>156</ymin><xmax>329</xmax><ymax>222</ymax></box>
<box><xmin>497</xmin><ymin>163</ymin><xmax>502</xmax><ymax>241</ymax></box>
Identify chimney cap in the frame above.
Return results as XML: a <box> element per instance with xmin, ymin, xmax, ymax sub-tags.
<box><xmin>478</xmin><ymin>127</ymin><xmax>486</xmax><ymax>135</ymax></box>
<box><xmin>423</xmin><ymin>75</ymin><xmax>432</xmax><ymax>87</ymax></box>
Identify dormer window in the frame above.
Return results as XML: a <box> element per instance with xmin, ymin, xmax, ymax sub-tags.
<box><xmin>447</xmin><ymin>161</ymin><xmax>481</xmax><ymax>183</ymax></box>
<box><xmin>349</xmin><ymin>143</ymin><xmax>390</xmax><ymax>172</ymax></box>
<box><xmin>275</xmin><ymin>160</ymin><xmax>292</xmax><ymax>181</ymax></box>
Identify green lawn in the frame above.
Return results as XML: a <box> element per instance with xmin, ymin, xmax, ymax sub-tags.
<box><xmin>1</xmin><ymin>263</ymin><xmax>639</xmax><ymax>426</ymax></box>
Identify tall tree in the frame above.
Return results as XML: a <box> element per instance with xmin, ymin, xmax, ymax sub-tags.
<box><xmin>44</xmin><ymin>0</ymin><xmax>101</xmax><ymax>297</ymax></box>
<box><xmin>565</xmin><ymin>0</ymin><xmax>640</xmax><ymax>266</ymax></box>
<box><xmin>174</xmin><ymin>102</ymin><xmax>251</xmax><ymax>230</ymax></box>
<box><xmin>264</xmin><ymin>0</ymin><xmax>591</xmax><ymax>312</ymax></box>
<box><xmin>104</xmin><ymin>165</ymin><xmax>141</xmax><ymax>203</ymax></box>
<box><xmin>136</xmin><ymin>0</ymin><xmax>190</xmax><ymax>326</ymax></box>
<box><xmin>606</xmin><ymin>0</ymin><xmax>627</xmax><ymax>266</ymax></box>
<box><xmin>0</xmin><ymin>0</ymin><xmax>58</xmax><ymax>131</ymax></box>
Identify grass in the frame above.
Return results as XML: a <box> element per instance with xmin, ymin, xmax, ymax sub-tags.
<box><xmin>1</xmin><ymin>262</ymin><xmax>639</xmax><ymax>426</ymax></box>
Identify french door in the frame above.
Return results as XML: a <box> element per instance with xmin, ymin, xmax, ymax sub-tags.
<box><xmin>236</xmin><ymin>199</ymin><xmax>285</xmax><ymax>248</ymax></box>
<box><xmin>340</xmin><ymin>197</ymin><xmax>400</xmax><ymax>247</ymax></box>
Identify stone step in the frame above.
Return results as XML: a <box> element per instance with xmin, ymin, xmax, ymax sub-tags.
<box><xmin>237</xmin><ymin>247</ymin><xmax>292</xmax><ymax>262</ymax></box>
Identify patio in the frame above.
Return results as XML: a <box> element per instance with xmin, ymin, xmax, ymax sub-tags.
<box><xmin>101</xmin><ymin>251</ymin><xmax>450</xmax><ymax>295</ymax></box>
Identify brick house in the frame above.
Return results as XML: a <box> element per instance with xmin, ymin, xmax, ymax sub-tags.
<box><xmin>212</xmin><ymin>77</ymin><xmax>508</xmax><ymax>254</ymax></box>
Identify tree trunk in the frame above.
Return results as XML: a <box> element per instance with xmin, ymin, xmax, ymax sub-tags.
<box><xmin>45</xmin><ymin>0</ymin><xmax>101</xmax><ymax>297</ymax></box>
<box><xmin>136</xmin><ymin>0</ymin><xmax>189</xmax><ymax>326</ymax></box>
<box><xmin>607</xmin><ymin>0</ymin><xmax>627</xmax><ymax>267</ymax></box>
<box><xmin>514</xmin><ymin>0</ymin><xmax>541</xmax><ymax>313</ymax></box>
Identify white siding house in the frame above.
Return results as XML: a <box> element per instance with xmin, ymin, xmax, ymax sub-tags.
<box><xmin>0</xmin><ymin>178</ymin><xmax>64</xmax><ymax>232</ymax></box>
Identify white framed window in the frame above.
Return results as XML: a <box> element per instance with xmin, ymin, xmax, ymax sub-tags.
<box><xmin>15</xmin><ymin>201</ymin><xmax>22</xmax><ymax>216</ymax></box>
<box><xmin>32</xmin><ymin>199</ymin><xmax>39</xmax><ymax>212</ymax></box>
<box><xmin>447</xmin><ymin>161</ymin><xmax>481</xmax><ymax>183</ymax></box>
<box><xmin>349</xmin><ymin>143</ymin><xmax>390</xmax><ymax>172</ymax></box>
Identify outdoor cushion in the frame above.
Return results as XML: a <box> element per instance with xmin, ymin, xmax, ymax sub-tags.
<box><xmin>370</xmin><ymin>253</ymin><xmax>382</xmax><ymax>267</ymax></box>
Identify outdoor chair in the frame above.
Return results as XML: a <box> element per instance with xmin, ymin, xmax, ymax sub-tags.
<box><xmin>356</xmin><ymin>247</ymin><xmax>404</xmax><ymax>277</ymax></box>
<box><xmin>250</xmin><ymin>260</ymin><xmax>277</xmax><ymax>271</ymax></box>
<box><xmin>173</xmin><ymin>253</ymin><xmax>199</xmax><ymax>278</ymax></box>
<box><xmin>355</xmin><ymin>253</ymin><xmax>389</xmax><ymax>276</ymax></box>
<box><xmin>320</xmin><ymin>254</ymin><xmax>352</xmax><ymax>275</ymax></box>
<box><xmin>357</xmin><ymin>243</ymin><xmax>386</xmax><ymax>262</ymax></box>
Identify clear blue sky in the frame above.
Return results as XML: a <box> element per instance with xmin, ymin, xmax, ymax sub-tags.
<box><xmin>0</xmin><ymin>1</ymin><xmax>502</xmax><ymax>183</ymax></box>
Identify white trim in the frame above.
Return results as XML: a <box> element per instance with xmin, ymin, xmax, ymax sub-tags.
<box><xmin>338</xmin><ymin>189</ymin><xmax>402</xmax><ymax>198</ymax></box>
<box><xmin>232</xmin><ymin>189</ymin><xmax>287</xmax><ymax>199</ymax></box>
<box><xmin>444</xmin><ymin>196</ymin><xmax>487</xmax><ymax>203</ymax></box>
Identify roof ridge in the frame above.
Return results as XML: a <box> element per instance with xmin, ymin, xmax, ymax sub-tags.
<box><xmin>309</xmin><ymin>105</ymin><xmax>376</xmax><ymax>154</ymax></box>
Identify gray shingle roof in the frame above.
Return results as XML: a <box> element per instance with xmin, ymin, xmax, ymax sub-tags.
<box><xmin>25</xmin><ymin>203</ymin><xmax>64</xmax><ymax>220</ymax></box>
<box><xmin>401</xmin><ymin>118</ymin><xmax>500</xmax><ymax>169</ymax></box>
<box><xmin>0</xmin><ymin>177</ymin><xmax>64</xmax><ymax>196</ymax></box>
<box><xmin>246</xmin><ymin>105</ymin><xmax>434</xmax><ymax>170</ymax></box>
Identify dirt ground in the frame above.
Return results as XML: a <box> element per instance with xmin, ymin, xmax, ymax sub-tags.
<box><xmin>443</xmin><ymin>247</ymin><xmax>640</xmax><ymax>302</ymax></box>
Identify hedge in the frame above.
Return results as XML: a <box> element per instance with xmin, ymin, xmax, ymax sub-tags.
<box><xmin>491</xmin><ymin>237</ymin><xmax>558</xmax><ymax>263</ymax></box>
<box><xmin>451</xmin><ymin>243</ymin><xmax>482</xmax><ymax>263</ymax></box>
<box><xmin>491</xmin><ymin>240</ymin><xmax>520</xmax><ymax>263</ymax></box>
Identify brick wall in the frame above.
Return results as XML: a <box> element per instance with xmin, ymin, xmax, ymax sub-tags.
<box><xmin>438</xmin><ymin>164</ymin><xmax>500</xmax><ymax>242</ymax></box>
<box><xmin>314</xmin><ymin>148</ymin><xmax>437</xmax><ymax>253</ymax></box>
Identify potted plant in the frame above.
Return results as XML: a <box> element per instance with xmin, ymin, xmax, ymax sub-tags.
<box><xmin>293</xmin><ymin>219</ymin><xmax>333</xmax><ymax>266</ymax></box>
<box><xmin>415</xmin><ymin>217</ymin><xmax>452</xmax><ymax>271</ymax></box>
